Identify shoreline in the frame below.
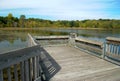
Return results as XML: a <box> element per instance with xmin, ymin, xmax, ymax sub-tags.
<box><xmin>0</xmin><ymin>27</ymin><xmax>119</xmax><ymax>30</ymax></box>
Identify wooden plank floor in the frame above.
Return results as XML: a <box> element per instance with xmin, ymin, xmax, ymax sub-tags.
<box><xmin>44</xmin><ymin>45</ymin><xmax>120</xmax><ymax>81</ymax></box>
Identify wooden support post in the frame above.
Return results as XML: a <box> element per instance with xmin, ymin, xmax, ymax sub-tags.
<box><xmin>25</xmin><ymin>60</ymin><xmax>30</xmax><ymax>81</ymax></box>
<box><xmin>33</xmin><ymin>57</ymin><xmax>37</xmax><ymax>80</ymax></box>
<box><xmin>29</xmin><ymin>58</ymin><xmax>33</xmax><ymax>81</ymax></box>
<box><xmin>102</xmin><ymin>42</ymin><xmax>106</xmax><ymax>59</ymax></box>
<box><xmin>14</xmin><ymin>64</ymin><xmax>18</xmax><ymax>81</ymax></box>
<box><xmin>20</xmin><ymin>61</ymin><xmax>25</xmax><ymax>81</ymax></box>
<box><xmin>36</xmin><ymin>56</ymin><xmax>40</xmax><ymax>77</ymax></box>
<box><xmin>0</xmin><ymin>70</ymin><xmax>3</xmax><ymax>81</ymax></box>
<box><xmin>7</xmin><ymin>67</ymin><xmax>11</xmax><ymax>81</ymax></box>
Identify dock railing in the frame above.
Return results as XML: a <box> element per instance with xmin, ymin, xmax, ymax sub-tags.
<box><xmin>0</xmin><ymin>34</ymin><xmax>61</xmax><ymax>81</ymax></box>
<box><xmin>28</xmin><ymin>33</ymin><xmax>38</xmax><ymax>46</ymax></box>
<box><xmin>35</xmin><ymin>33</ymin><xmax>120</xmax><ymax>65</ymax></box>
<box><xmin>105</xmin><ymin>37</ymin><xmax>120</xmax><ymax>64</ymax></box>
<box><xmin>34</xmin><ymin>35</ymin><xmax>69</xmax><ymax>46</ymax></box>
<box><xmin>0</xmin><ymin>45</ymin><xmax>42</xmax><ymax>81</ymax></box>
<box><xmin>0</xmin><ymin>33</ymin><xmax>45</xmax><ymax>81</ymax></box>
<box><xmin>75</xmin><ymin>37</ymin><xmax>103</xmax><ymax>58</ymax></box>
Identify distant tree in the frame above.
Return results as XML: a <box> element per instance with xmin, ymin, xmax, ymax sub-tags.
<box><xmin>0</xmin><ymin>16</ymin><xmax>5</xmax><ymax>27</ymax></box>
<box><xmin>69</xmin><ymin>21</ymin><xmax>74</xmax><ymax>27</ymax></box>
<box><xmin>7</xmin><ymin>13</ymin><xmax>13</xmax><ymax>19</ymax></box>
<box><xmin>19</xmin><ymin>15</ymin><xmax>26</xmax><ymax>27</ymax></box>
<box><xmin>13</xmin><ymin>17</ymin><xmax>19</xmax><ymax>27</ymax></box>
<box><xmin>1</xmin><ymin>13</ymin><xmax>120</xmax><ymax>28</ymax></box>
<box><xmin>7</xmin><ymin>13</ymin><xmax>14</xmax><ymax>27</ymax></box>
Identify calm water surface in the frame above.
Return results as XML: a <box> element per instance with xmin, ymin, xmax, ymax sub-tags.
<box><xmin>0</xmin><ymin>28</ymin><xmax>120</xmax><ymax>53</ymax></box>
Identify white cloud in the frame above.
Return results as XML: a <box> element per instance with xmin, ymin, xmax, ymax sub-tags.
<box><xmin>0</xmin><ymin>0</ymin><xmax>120</xmax><ymax>20</ymax></box>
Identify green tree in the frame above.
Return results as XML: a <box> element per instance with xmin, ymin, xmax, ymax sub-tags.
<box><xmin>7</xmin><ymin>13</ymin><xmax>14</xmax><ymax>27</ymax></box>
<box><xmin>19</xmin><ymin>15</ymin><xmax>26</xmax><ymax>27</ymax></box>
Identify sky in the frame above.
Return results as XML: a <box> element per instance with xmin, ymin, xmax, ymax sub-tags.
<box><xmin>0</xmin><ymin>0</ymin><xmax>120</xmax><ymax>20</ymax></box>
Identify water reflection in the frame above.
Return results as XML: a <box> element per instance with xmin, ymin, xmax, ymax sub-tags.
<box><xmin>0</xmin><ymin>29</ymin><xmax>68</xmax><ymax>53</ymax></box>
<box><xmin>0</xmin><ymin>29</ymin><xmax>68</xmax><ymax>43</ymax></box>
<box><xmin>0</xmin><ymin>28</ymin><xmax>120</xmax><ymax>53</ymax></box>
<box><xmin>46</xmin><ymin>28</ymin><xmax>120</xmax><ymax>42</ymax></box>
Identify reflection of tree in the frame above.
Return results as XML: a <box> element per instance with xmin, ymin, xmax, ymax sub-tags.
<box><xmin>0</xmin><ymin>31</ymin><xmax>27</xmax><ymax>43</ymax></box>
<box><xmin>0</xmin><ymin>29</ymin><xmax>68</xmax><ymax>44</ymax></box>
<box><xmin>20</xmin><ymin>36</ymin><xmax>27</xmax><ymax>42</ymax></box>
<box><xmin>9</xmin><ymin>39</ymin><xmax>14</xmax><ymax>44</ymax></box>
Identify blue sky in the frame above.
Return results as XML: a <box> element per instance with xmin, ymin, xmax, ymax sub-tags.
<box><xmin>0</xmin><ymin>0</ymin><xmax>120</xmax><ymax>20</ymax></box>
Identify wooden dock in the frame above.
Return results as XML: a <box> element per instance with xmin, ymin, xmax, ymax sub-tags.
<box><xmin>0</xmin><ymin>33</ymin><xmax>120</xmax><ymax>81</ymax></box>
<box><xmin>34</xmin><ymin>33</ymin><xmax>120</xmax><ymax>81</ymax></box>
<box><xmin>45</xmin><ymin>45</ymin><xmax>120</xmax><ymax>81</ymax></box>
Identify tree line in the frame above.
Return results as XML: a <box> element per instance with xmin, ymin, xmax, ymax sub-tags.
<box><xmin>0</xmin><ymin>13</ymin><xmax>120</xmax><ymax>28</ymax></box>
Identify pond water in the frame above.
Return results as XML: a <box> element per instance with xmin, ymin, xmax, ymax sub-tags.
<box><xmin>0</xmin><ymin>28</ymin><xmax>120</xmax><ymax>53</ymax></box>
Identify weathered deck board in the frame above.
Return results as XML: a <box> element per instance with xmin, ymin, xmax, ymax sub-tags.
<box><xmin>44</xmin><ymin>45</ymin><xmax>120</xmax><ymax>81</ymax></box>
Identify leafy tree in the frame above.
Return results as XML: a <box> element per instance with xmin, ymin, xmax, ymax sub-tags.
<box><xmin>7</xmin><ymin>13</ymin><xmax>14</xmax><ymax>27</ymax></box>
<box><xmin>0</xmin><ymin>13</ymin><xmax>120</xmax><ymax>29</ymax></box>
<box><xmin>19</xmin><ymin>15</ymin><xmax>26</xmax><ymax>27</ymax></box>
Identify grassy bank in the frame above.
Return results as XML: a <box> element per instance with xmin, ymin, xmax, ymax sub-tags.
<box><xmin>0</xmin><ymin>27</ymin><xmax>119</xmax><ymax>31</ymax></box>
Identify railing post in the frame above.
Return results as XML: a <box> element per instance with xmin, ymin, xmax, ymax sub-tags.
<box><xmin>14</xmin><ymin>64</ymin><xmax>18</xmax><ymax>81</ymax></box>
<box><xmin>69</xmin><ymin>33</ymin><xmax>77</xmax><ymax>46</ymax></box>
<box><xmin>25</xmin><ymin>60</ymin><xmax>30</xmax><ymax>81</ymax></box>
<box><xmin>33</xmin><ymin>57</ymin><xmax>37</xmax><ymax>80</ymax></box>
<box><xmin>20</xmin><ymin>61</ymin><xmax>25</xmax><ymax>81</ymax></box>
<box><xmin>102</xmin><ymin>41</ymin><xmax>106</xmax><ymax>59</ymax></box>
<box><xmin>7</xmin><ymin>67</ymin><xmax>12</xmax><ymax>81</ymax></box>
<box><xmin>0</xmin><ymin>70</ymin><xmax>3</xmax><ymax>81</ymax></box>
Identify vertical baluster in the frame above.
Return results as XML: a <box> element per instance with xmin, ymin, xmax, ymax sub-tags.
<box><xmin>108</xmin><ymin>44</ymin><xmax>111</xmax><ymax>53</ymax></box>
<box><xmin>25</xmin><ymin>60</ymin><xmax>29</xmax><ymax>81</ymax></box>
<box><xmin>114</xmin><ymin>45</ymin><xmax>117</xmax><ymax>54</ymax></box>
<box><xmin>118</xmin><ymin>45</ymin><xmax>120</xmax><ymax>55</ymax></box>
<box><xmin>31</xmin><ymin>58</ymin><xmax>34</xmax><ymax>81</ymax></box>
<box><xmin>110</xmin><ymin>44</ymin><xmax>113</xmax><ymax>53</ymax></box>
<box><xmin>108</xmin><ymin>44</ymin><xmax>110</xmax><ymax>52</ymax></box>
<box><xmin>0</xmin><ymin>70</ymin><xmax>3</xmax><ymax>81</ymax></box>
<box><xmin>33</xmin><ymin>57</ymin><xmax>37</xmax><ymax>80</ymax></box>
<box><xmin>112</xmin><ymin>45</ymin><xmax>115</xmax><ymax>54</ymax></box>
<box><xmin>113</xmin><ymin>45</ymin><xmax>115</xmax><ymax>54</ymax></box>
<box><xmin>116</xmin><ymin>45</ymin><xmax>118</xmax><ymax>54</ymax></box>
<box><xmin>14</xmin><ymin>64</ymin><xmax>18</xmax><ymax>81</ymax></box>
<box><xmin>113</xmin><ymin>44</ymin><xmax>116</xmax><ymax>54</ymax></box>
<box><xmin>32</xmin><ymin>57</ymin><xmax>35</xmax><ymax>80</ymax></box>
<box><xmin>20</xmin><ymin>61</ymin><xmax>25</xmax><ymax>81</ymax></box>
<box><xmin>116</xmin><ymin>45</ymin><xmax>119</xmax><ymax>55</ymax></box>
<box><xmin>102</xmin><ymin>42</ymin><xmax>106</xmax><ymax>58</ymax></box>
<box><xmin>35</xmin><ymin>56</ymin><xmax>37</xmax><ymax>79</ymax></box>
<box><xmin>36</xmin><ymin>56</ymin><xmax>40</xmax><ymax>77</ymax></box>
<box><xmin>114</xmin><ymin>45</ymin><xmax>118</xmax><ymax>55</ymax></box>
<box><xmin>7</xmin><ymin>67</ymin><xmax>11</xmax><ymax>81</ymax></box>
<box><xmin>106</xmin><ymin>44</ymin><xmax>108</xmax><ymax>52</ymax></box>
<box><xmin>29</xmin><ymin>59</ymin><xmax>32</xmax><ymax>81</ymax></box>
<box><xmin>112</xmin><ymin>44</ymin><xmax>115</xmax><ymax>54</ymax></box>
<box><xmin>107</xmin><ymin>43</ymin><xmax>108</xmax><ymax>53</ymax></box>
<box><xmin>39</xmin><ymin>56</ymin><xmax>42</xmax><ymax>78</ymax></box>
